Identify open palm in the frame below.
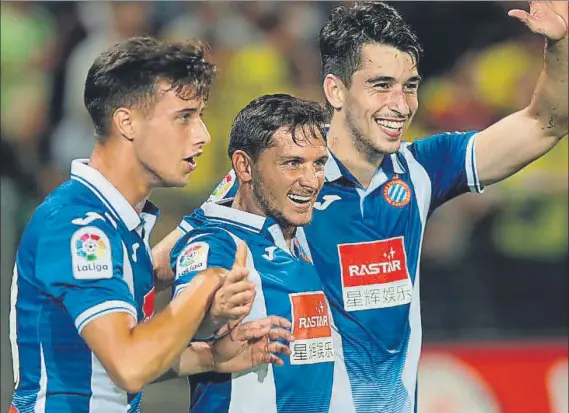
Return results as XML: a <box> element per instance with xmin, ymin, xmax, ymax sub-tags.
<box><xmin>509</xmin><ymin>1</ymin><xmax>568</xmax><ymax>41</ymax></box>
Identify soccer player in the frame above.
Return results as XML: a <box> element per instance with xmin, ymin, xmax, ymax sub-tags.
<box><xmin>170</xmin><ymin>94</ymin><xmax>353</xmax><ymax>413</ymax></box>
<box><xmin>155</xmin><ymin>2</ymin><xmax>568</xmax><ymax>412</ymax></box>
<box><xmin>8</xmin><ymin>37</ymin><xmax>291</xmax><ymax>413</ymax></box>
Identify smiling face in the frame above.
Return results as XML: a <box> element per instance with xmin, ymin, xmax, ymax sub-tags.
<box><xmin>250</xmin><ymin>126</ymin><xmax>328</xmax><ymax>230</ymax></box>
<box><xmin>131</xmin><ymin>81</ymin><xmax>211</xmax><ymax>188</ymax></box>
<box><xmin>338</xmin><ymin>43</ymin><xmax>421</xmax><ymax>155</ymax></box>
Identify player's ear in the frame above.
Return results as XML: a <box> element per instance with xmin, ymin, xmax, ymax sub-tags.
<box><xmin>113</xmin><ymin>107</ymin><xmax>136</xmax><ymax>142</ymax></box>
<box><xmin>323</xmin><ymin>74</ymin><xmax>345</xmax><ymax>111</ymax></box>
<box><xmin>232</xmin><ymin>150</ymin><xmax>253</xmax><ymax>183</ymax></box>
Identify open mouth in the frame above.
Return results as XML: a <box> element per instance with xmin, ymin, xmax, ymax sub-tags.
<box><xmin>287</xmin><ymin>193</ymin><xmax>313</xmax><ymax>207</ymax></box>
<box><xmin>374</xmin><ymin>118</ymin><xmax>406</xmax><ymax>138</ymax></box>
<box><xmin>183</xmin><ymin>152</ymin><xmax>202</xmax><ymax>169</ymax></box>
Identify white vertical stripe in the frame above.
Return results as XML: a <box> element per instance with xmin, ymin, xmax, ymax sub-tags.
<box><xmin>294</xmin><ymin>228</ymin><xmax>313</xmax><ymax>262</ymax></box>
<box><xmin>400</xmin><ymin>146</ymin><xmax>432</xmax><ymax>412</ymax></box>
<box><xmin>267</xmin><ymin>224</ymin><xmax>289</xmax><ymax>253</ymax></box>
<box><xmin>465</xmin><ymin>133</ymin><xmax>484</xmax><ymax>193</ymax></box>
<box><xmin>34</xmin><ymin>343</ymin><xmax>48</xmax><ymax>413</ymax></box>
<box><xmin>122</xmin><ymin>243</ymin><xmax>135</xmax><ymax>296</ymax></box>
<box><xmin>225</xmin><ymin>232</ymin><xmax>278</xmax><ymax>413</ymax></box>
<box><xmin>89</xmin><ymin>353</ymin><xmax>128</xmax><ymax>413</ymax></box>
<box><xmin>9</xmin><ymin>264</ymin><xmax>20</xmax><ymax>388</ymax></box>
<box><xmin>328</xmin><ymin>302</ymin><xmax>355</xmax><ymax>413</ymax></box>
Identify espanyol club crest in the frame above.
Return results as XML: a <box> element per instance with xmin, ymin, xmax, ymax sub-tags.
<box><xmin>383</xmin><ymin>176</ymin><xmax>411</xmax><ymax>207</ymax></box>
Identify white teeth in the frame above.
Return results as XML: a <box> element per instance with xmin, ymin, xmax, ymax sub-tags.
<box><xmin>288</xmin><ymin>194</ymin><xmax>311</xmax><ymax>202</ymax></box>
<box><xmin>375</xmin><ymin>119</ymin><xmax>404</xmax><ymax>130</ymax></box>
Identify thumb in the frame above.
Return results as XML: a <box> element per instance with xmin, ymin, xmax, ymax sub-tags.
<box><xmin>233</xmin><ymin>241</ymin><xmax>248</xmax><ymax>269</ymax></box>
<box><xmin>508</xmin><ymin>9</ymin><xmax>533</xmax><ymax>27</ymax></box>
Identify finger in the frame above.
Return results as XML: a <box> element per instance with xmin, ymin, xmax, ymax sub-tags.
<box><xmin>232</xmin><ymin>322</ymin><xmax>271</xmax><ymax>341</ymax></box>
<box><xmin>224</xmin><ymin>268</ymin><xmax>251</xmax><ymax>284</ymax></box>
<box><xmin>267</xmin><ymin>328</ymin><xmax>295</xmax><ymax>342</ymax></box>
<box><xmin>228</xmin><ymin>304</ymin><xmax>253</xmax><ymax>319</ymax></box>
<box><xmin>508</xmin><ymin>9</ymin><xmax>532</xmax><ymax>25</ymax></box>
<box><xmin>264</xmin><ymin>315</ymin><xmax>292</xmax><ymax>330</ymax></box>
<box><xmin>227</xmin><ymin>290</ymin><xmax>256</xmax><ymax>307</ymax></box>
<box><xmin>223</xmin><ymin>280</ymin><xmax>256</xmax><ymax>297</ymax></box>
<box><xmin>266</xmin><ymin>342</ymin><xmax>292</xmax><ymax>356</ymax></box>
<box><xmin>233</xmin><ymin>241</ymin><xmax>248</xmax><ymax>269</ymax></box>
<box><xmin>252</xmin><ymin>351</ymin><xmax>285</xmax><ymax>366</ymax></box>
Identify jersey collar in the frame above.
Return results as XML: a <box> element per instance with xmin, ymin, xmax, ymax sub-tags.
<box><xmin>70</xmin><ymin>159</ymin><xmax>159</xmax><ymax>231</ymax></box>
<box><xmin>200</xmin><ymin>201</ymin><xmax>299</xmax><ymax>253</ymax></box>
<box><xmin>324</xmin><ymin>147</ymin><xmax>407</xmax><ymax>184</ymax></box>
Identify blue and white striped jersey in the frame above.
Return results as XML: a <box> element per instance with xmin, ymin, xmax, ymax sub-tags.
<box><xmin>172</xmin><ymin>202</ymin><xmax>354</xmax><ymax>413</ymax></box>
<box><xmin>9</xmin><ymin>160</ymin><xmax>159</xmax><ymax>413</ymax></box>
<box><xmin>189</xmin><ymin>131</ymin><xmax>483</xmax><ymax>413</ymax></box>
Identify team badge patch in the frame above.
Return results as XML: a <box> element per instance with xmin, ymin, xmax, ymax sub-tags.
<box><xmin>71</xmin><ymin>226</ymin><xmax>113</xmax><ymax>279</ymax></box>
<box><xmin>289</xmin><ymin>292</ymin><xmax>334</xmax><ymax>365</ymax></box>
<box><xmin>177</xmin><ymin>241</ymin><xmax>209</xmax><ymax>276</ymax></box>
<box><xmin>207</xmin><ymin>170</ymin><xmax>236</xmax><ymax>202</ymax></box>
<box><xmin>383</xmin><ymin>176</ymin><xmax>411</xmax><ymax>207</ymax></box>
<box><xmin>293</xmin><ymin>238</ymin><xmax>312</xmax><ymax>264</ymax></box>
<box><xmin>338</xmin><ymin>237</ymin><xmax>413</xmax><ymax>311</ymax></box>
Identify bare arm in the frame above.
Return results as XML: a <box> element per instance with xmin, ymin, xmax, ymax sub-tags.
<box><xmin>476</xmin><ymin>1</ymin><xmax>568</xmax><ymax>186</ymax></box>
<box><xmin>152</xmin><ymin>227</ymin><xmax>184</xmax><ymax>287</ymax></box>
<box><xmin>81</xmin><ymin>269</ymin><xmax>223</xmax><ymax>393</ymax></box>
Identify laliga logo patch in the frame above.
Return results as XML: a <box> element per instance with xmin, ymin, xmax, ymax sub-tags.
<box><xmin>71</xmin><ymin>227</ymin><xmax>113</xmax><ymax>280</ymax></box>
<box><xmin>207</xmin><ymin>170</ymin><xmax>236</xmax><ymax>202</ymax></box>
<box><xmin>383</xmin><ymin>176</ymin><xmax>411</xmax><ymax>207</ymax></box>
<box><xmin>177</xmin><ymin>241</ymin><xmax>209</xmax><ymax>276</ymax></box>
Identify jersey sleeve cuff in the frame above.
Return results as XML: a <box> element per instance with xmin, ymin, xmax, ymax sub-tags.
<box><xmin>172</xmin><ymin>284</ymin><xmax>188</xmax><ymax>299</ymax></box>
<box><xmin>178</xmin><ymin>220</ymin><xmax>193</xmax><ymax>234</ymax></box>
<box><xmin>465</xmin><ymin>133</ymin><xmax>484</xmax><ymax>194</ymax></box>
<box><xmin>75</xmin><ymin>300</ymin><xmax>137</xmax><ymax>334</ymax></box>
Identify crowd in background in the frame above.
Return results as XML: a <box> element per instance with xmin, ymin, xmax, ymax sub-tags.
<box><xmin>1</xmin><ymin>1</ymin><xmax>567</xmax><ymax>339</ymax></box>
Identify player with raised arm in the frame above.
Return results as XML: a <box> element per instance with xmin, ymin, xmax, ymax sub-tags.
<box><xmin>8</xmin><ymin>37</ymin><xmax>290</xmax><ymax>413</ymax></box>
<box><xmin>170</xmin><ymin>94</ymin><xmax>353</xmax><ymax>413</ymax></box>
<box><xmin>154</xmin><ymin>2</ymin><xmax>568</xmax><ymax>412</ymax></box>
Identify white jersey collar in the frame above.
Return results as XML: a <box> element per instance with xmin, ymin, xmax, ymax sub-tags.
<box><xmin>70</xmin><ymin>159</ymin><xmax>156</xmax><ymax>231</ymax></box>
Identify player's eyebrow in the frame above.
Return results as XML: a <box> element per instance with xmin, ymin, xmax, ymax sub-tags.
<box><xmin>365</xmin><ymin>75</ymin><xmax>422</xmax><ymax>85</ymax></box>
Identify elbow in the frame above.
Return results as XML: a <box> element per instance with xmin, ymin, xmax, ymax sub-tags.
<box><xmin>110</xmin><ymin>363</ymin><xmax>148</xmax><ymax>394</ymax></box>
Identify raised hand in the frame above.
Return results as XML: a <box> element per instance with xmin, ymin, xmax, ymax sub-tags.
<box><xmin>508</xmin><ymin>1</ymin><xmax>568</xmax><ymax>41</ymax></box>
<box><xmin>210</xmin><ymin>242</ymin><xmax>256</xmax><ymax>322</ymax></box>
<box><xmin>212</xmin><ymin>316</ymin><xmax>294</xmax><ymax>373</ymax></box>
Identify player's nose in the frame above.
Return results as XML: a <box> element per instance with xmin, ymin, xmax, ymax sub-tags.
<box><xmin>387</xmin><ymin>89</ymin><xmax>411</xmax><ymax>117</ymax></box>
<box><xmin>191</xmin><ymin>118</ymin><xmax>211</xmax><ymax>147</ymax></box>
<box><xmin>298</xmin><ymin>164</ymin><xmax>320</xmax><ymax>190</ymax></box>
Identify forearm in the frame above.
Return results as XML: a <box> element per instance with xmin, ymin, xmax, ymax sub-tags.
<box><xmin>195</xmin><ymin>312</ymin><xmax>228</xmax><ymax>340</ymax></box>
<box><xmin>152</xmin><ymin>228</ymin><xmax>184</xmax><ymax>284</ymax></box>
<box><xmin>121</xmin><ymin>272</ymin><xmax>220</xmax><ymax>389</ymax></box>
<box><xmin>529</xmin><ymin>37</ymin><xmax>568</xmax><ymax>137</ymax></box>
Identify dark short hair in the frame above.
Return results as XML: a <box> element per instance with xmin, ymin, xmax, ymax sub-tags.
<box><xmin>228</xmin><ymin>94</ymin><xmax>327</xmax><ymax>160</ymax></box>
<box><xmin>84</xmin><ymin>36</ymin><xmax>215</xmax><ymax>139</ymax></box>
<box><xmin>320</xmin><ymin>1</ymin><xmax>423</xmax><ymax>93</ymax></box>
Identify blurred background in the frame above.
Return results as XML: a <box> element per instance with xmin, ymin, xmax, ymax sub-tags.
<box><xmin>1</xmin><ymin>1</ymin><xmax>567</xmax><ymax>412</ymax></box>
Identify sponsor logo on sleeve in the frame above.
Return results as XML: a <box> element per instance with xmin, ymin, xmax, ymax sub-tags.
<box><xmin>338</xmin><ymin>237</ymin><xmax>413</xmax><ymax>311</ymax></box>
<box><xmin>71</xmin><ymin>227</ymin><xmax>113</xmax><ymax>279</ymax></box>
<box><xmin>177</xmin><ymin>241</ymin><xmax>209</xmax><ymax>276</ymax></box>
<box><xmin>289</xmin><ymin>292</ymin><xmax>334</xmax><ymax>365</ymax></box>
<box><xmin>142</xmin><ymin>287</ymin><xmax>155</xmax><ymax>322</ymax></box>
<box><xmin>207</xmin><ymin>170</ymin><xmax>236</xmax><ymax>202</ymax></box>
